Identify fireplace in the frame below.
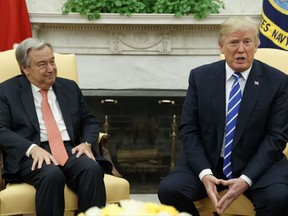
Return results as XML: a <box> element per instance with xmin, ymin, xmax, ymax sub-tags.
<box><xmin>84</xmin><ymin>90</ymin><xmax>185</xmax><ymax>193</ymax></box>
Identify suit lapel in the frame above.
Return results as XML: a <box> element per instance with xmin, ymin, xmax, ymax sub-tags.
<box><xmin>233</xmin><ymin>61</ymin><xmax>263</xmax><ymax>148</ymax></box>
<box><xmin>18</xmin><ymin>76</ymin><xmax>40</xmax><ymax>133</ymax></box>
<box><xmin>53</xmin><ymin>81</ymin><xmax>75</xmax><ymax>142</ymax></box>
<box><xmin>211</xmin><ymin>61</ymin><xmax>226</xmax><ymax>151</ymax></box>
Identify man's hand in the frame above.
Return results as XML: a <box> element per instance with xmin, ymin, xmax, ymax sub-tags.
<box><xmin>72</xmin><ymin>143</ymin><xmax>95</xmax><ymax>160</ymax></box>
<box><xmin>30</xmin><ymin>146</ymin><xmax>59</xmax><ymax>170</ymax></box>
<box><xmin>202</xmin><ymin>175</ymin><xmax>222</xmax><ymax>208</ymax></box>
<box><xmin>216</xmin><ymin>178</ymin><xmax>250</xmax><ymax>214</ymax></box>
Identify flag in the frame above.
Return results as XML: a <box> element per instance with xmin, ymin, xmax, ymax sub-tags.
<box><xmin>259</xmin><ymin>0</ymin><xmax>288</xmax><ymax>51</ymax></box>
<box><xmin>0</xmin><ymin>0</ymin><xmax>32</xmax><ymax>51</ymax></box>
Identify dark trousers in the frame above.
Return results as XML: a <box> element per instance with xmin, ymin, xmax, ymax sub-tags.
<box><xmin>157</xmin><ymin>159</ymin><xmax>288</xmax><ymax>216</ymax></box>
<box><xmin>9</xmin><ymin>144</ymin><xmax>105</xmax><ymax>216</ymax></box>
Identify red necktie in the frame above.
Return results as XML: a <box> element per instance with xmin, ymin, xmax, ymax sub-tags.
<box><xmin>40</xmin><ymin>90</ymin><xmax>68</xmax><ymax>166</ymax></box>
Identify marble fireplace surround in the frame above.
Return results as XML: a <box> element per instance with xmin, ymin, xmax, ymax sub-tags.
<box><xmin>29</xmin><ymin>13</ymin><xmax>261</xmax><ymax>96</ymax></box>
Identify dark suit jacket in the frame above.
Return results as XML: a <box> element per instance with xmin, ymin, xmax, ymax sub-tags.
<box><xmin>178</xmin><ymin>59</ymin><xmax>288</xmax><ymax>189</ymax></box>
<box><xmin>0</xmin><ymin>75</ymin><xmax>112</xmax><ymax>179</ymax></box>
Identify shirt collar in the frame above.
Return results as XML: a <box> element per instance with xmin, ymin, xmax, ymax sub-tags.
<box><xmin>225</xmin><ymin>62</ymin><xmax>251</xmax><ymax>81</ymax></box>
<box><xmin>31</xmin><ymin>84</ymin><xmax>52</xmax><ymax>94</ymax></box>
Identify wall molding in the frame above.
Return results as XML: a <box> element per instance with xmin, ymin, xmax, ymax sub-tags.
<box><xmin>30</xmin><ymin>13</ymin><xmax>260</xmax><ymax>25</ymax></box>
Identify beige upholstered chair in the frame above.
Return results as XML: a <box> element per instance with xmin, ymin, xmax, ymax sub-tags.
<box><xmin>0</xmin><ymin>49</ymin><xmax>130</xmax><ymax>215</ymax></box>
<box><xmin>196</xmin><ymin>48</ymin><xmax>288</xmax><ymax>216</ymax></box>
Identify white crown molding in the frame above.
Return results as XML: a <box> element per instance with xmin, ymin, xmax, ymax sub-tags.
<box><xmin>29</xmin><ymin>12</ymin><xmax>261</xmax><ymax>25</ymax></box>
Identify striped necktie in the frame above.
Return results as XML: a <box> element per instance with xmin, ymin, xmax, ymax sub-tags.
<box><xmin>223</xmin><ymin>72</ymin><xmax>242</xmax><ymax>179</ymax></box>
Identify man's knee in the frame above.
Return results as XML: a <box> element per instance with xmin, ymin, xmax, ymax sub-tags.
<box><xmin>83</xmin><ymin>161</ymin><xmax>105</xmax><ymax>180</ymax></box>
<box><xmin>252</xmin><ymin>183</ymin><xmax>288</xmax><ymax>215</ymax></box>
<box><xmin>38</xmin><ymin>165</ymin><xmax>65</xmax><ymax>187</ymax></box>
<box><xmin>158</xmin><ymin>177</ymin><xmax>178</xmax><ymax>203</ymax></box>
<box><xmin>269</xmin><ymin>184</ymin><xmax>288</xmax><ymax>211</ymax></box>
<box><xmin>92</xmin><ymin>162</ymin><xmax>104</xmax><ymax>174</ymax></box>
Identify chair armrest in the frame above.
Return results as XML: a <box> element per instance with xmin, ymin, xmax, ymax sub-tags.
<box><xmin>284</xmin><ymin>144</ymin><xmax>288</xmax><ymax>158</ymax></box>
<box><xmin>97</xmin><ymin>133</ymin><xmax>122</xmax><ymax>177</ymax></box>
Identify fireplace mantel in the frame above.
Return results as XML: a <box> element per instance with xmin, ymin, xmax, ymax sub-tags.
<box><xmin>28</xmin><ymin>12</ymin><xmax>261</xmax><ymax>92</ymax></box>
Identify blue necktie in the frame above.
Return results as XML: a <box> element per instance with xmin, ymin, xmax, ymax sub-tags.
<box><xmin>223</xmin><ymin>73</ymin><xmax>242</xmax><ymax>179</ymax></box>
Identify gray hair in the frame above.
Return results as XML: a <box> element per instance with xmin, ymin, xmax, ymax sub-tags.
<box><xmin>218</xmin><ymin>16</ymin><xmax>260</xmax><ymax>47</ymax></box>
<box><xmin>15</xmin><ymin>38</ymin><xmax>53</xmax><ymax>73</ymax></box>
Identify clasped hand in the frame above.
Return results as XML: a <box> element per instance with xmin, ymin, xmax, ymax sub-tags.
<box><xmin>30</xmin><ymin>143</ymin><xmax>95</xmax><ymax>170</ymax></box>
<box><xmin>202</xmin><ymin>175</ymin><xmax>249</xmax><ymax>215</ymax></box>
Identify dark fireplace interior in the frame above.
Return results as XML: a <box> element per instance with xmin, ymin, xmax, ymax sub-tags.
<box><xmin>84</xmin><ymin>92</ymin><xmax>185</xmax><ymax>193</ymax></box>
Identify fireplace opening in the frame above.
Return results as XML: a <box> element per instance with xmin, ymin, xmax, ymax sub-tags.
<box><xmin>84</xmin><ymin>94</ymin><xmax>185</xmax><ymax>193</ymax></box>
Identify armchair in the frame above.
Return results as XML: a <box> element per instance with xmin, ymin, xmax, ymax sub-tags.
<box><xmin>0</xmin><ymin>49</ymin><xmax>130</xmax><ymax>215</ymax></box>
<box><xmin>196</xmin><ymin>48</ymin><xmax>288</xmax><ymax>216</ymax></box>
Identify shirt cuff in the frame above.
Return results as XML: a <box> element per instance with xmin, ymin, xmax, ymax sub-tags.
<box><xmin>240</xmin><ymin>174</ymin><xmax>253</xmax><ymax>187</ymax></box>
<box><xmin>199</xmin><ymin>169</ymin><xmax>213</xmax><ymax>181</ymax></box>
<box><xmin>26</xmin><ymin>144</ymin><xmax>38</xmax><ymax>157</ymax></box>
